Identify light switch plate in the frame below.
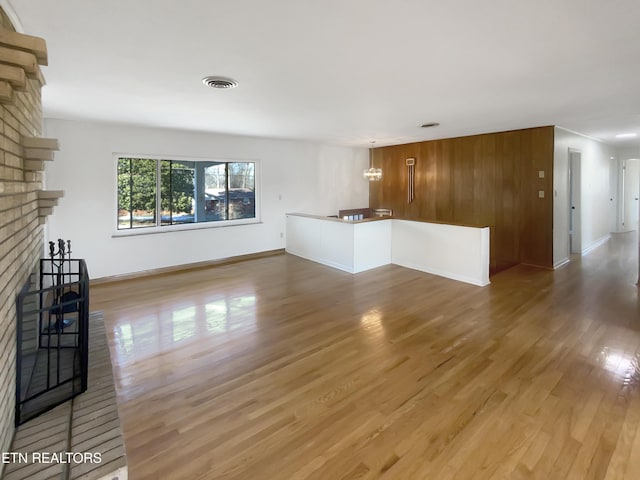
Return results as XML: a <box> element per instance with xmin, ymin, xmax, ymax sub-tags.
<box><xmin>538</xmin><ymin>170</ymin><xmax>545</xmax><ymax>178</ymax></box>
<box><xmin>538</xmin><ymin>190</ymin><xmax>545</xmax><ymax>198</ymax></box>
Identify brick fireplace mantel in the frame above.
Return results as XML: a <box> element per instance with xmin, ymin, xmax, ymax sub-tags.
<box><xmin>0</xmin><ymin>7</ymin><xmax>63</xmax><ymax>475</ymax></box>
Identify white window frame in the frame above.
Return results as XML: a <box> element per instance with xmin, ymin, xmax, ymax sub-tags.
<box><xmin>112</xmin><ymin>153</ymin><xmax>261</xmax><ymax>237</ymax></box>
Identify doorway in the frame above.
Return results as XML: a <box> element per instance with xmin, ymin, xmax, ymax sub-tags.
<box><xmin>569</xmin><ymin>149</ymin><xmax>582</xmax><ymax>254</ymax></box>
<box><xmin>622</xmin><ymin>158</ymin><xmax>640</xmax><ymax>232</ymax></box>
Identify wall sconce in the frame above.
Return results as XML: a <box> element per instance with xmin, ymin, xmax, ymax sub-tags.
<box><xmin>406</xmin><ymin>157</ymin><xmax>415</xmax><ymax>203</ymax></box>
<box><xmin>363</xmin><ymin>141</ymin><xmax>383</xmax><ymax>181</ymax></box>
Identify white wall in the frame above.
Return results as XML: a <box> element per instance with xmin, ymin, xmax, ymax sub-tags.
<box><xmin>44</xmin><ymin>119</ymin><xmax>368</xmax><ymax>279</ymax></box>
<box><xmin>553</xmin><ymin>127</ymin><xmax>617</xmax><ymax>267</ymax></box>
<box><xmin>285</xmin><ymin>215</ymin><xmax>489</xmax><ymax>285</ymax></box>
<box><xmin>285</xmin><ymin>215</ymin><xmax>393</xmax><ymax>274</ymax></box>
<box><xmin>391</xmin><ymin>220</ymin><xmax>490</xmax><ymax>286</ymax></box>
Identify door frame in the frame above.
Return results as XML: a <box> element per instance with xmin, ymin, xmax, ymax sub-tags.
<box><xmin>621</xmin><ymin>158</ymin><xmax>640</xmax><ymax>232</ymax></box>
<box><xmin>568</xmin><ymin>148</ymin><xmax>582</xmax><ymax>254</ymax></box>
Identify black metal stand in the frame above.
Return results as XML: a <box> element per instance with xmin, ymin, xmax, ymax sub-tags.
<box><xmin>15</xmin><ymin>239</ymin><xmax>90</xmax><ymax>426</ymax></box>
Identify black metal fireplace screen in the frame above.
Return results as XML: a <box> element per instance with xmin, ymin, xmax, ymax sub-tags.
<box><xmin>15</xmin><ymin>240</ymin><xmax>89</xmax><ymax>426</ymax></box>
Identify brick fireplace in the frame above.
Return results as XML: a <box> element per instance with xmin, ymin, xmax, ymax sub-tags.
<box><xmin>0</xmin><ymin>7</ymin><xmax>62</xmax><ymax>475</ymax></box>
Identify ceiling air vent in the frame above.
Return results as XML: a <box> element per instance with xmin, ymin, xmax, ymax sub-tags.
<box><xmin>202</xmin><ymin>76</ymin><xmax>238</xmax><ymax>89</ymax></box>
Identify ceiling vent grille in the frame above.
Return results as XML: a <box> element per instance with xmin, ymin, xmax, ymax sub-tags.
<box><xmin>202</xmin><ymin>76</ymin><xmax>238</xmax><ymax>89</ymax></box>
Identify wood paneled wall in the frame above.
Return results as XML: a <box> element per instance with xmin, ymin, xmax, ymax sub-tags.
<box><xmin>369</xmin><ymin>126</ymin><xmax>554</xmax><ymax>274</ymax></box>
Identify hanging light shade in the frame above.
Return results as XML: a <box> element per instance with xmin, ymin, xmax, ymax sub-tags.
<box><xmin>363</xmin><ymin>166</ymin><xmax>383</xmax><ymax>181</ymax></box>
<box><xmin>363</xmin><ymin>141</ymin><xmax>383</xmax><ymax>181</ymax></box>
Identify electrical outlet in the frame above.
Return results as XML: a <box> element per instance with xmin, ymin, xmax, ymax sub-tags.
<box><xmin>538</xmin><ymin>190</ymin><xmax>545</xmax><ymax>198</ymax></box>
<box><xmin>538</xmin><ymin>170</ymin><xmax>544</xmax><ymax>178</ymax></box>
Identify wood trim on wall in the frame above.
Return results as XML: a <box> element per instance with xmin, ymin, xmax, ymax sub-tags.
<box><xmin>369</xmin><ymin>126</ymin><xmax>554</xmax><ymax>274</ymax></box>
<box><xmin>90</xmin><ymin>249</ymin><xmax>285</xmax><ymax>285</ymax></box>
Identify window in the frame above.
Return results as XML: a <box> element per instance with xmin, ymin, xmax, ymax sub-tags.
<box><xmin>117</xmin><ymin>157</ymin><xmax>257</xmax><ymax>230</ymax></box>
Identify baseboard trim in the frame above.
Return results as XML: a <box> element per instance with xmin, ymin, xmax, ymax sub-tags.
<box><xmin>553</xmin><ymin>257</ymin><xmax>570</xmax><ymax>269</ymax></box>
<box><xmin>90</xmin><ymin>249</ymin><xmax>285</xmax><ymax>285</ymax></box>
<box><xmin>519</xmin><ymin>262</ymin><xmax>554</xmax><ymax>271</ymax></box>
<box><xmin>581</xmin><ymin>235</ymin><xmax>611</xmax><ymax>256</ymax></box>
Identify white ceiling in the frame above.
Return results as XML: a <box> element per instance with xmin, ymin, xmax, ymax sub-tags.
<box><xmin>7</xmin><ymin>0</ymin><xmax>640</xmax><ymax>147</ymax></box>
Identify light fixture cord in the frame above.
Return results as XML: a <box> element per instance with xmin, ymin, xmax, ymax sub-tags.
<box><xmin>369</xmin><ymin>140</ymin><xmax>376</xmax><ymax>168</ymax></box>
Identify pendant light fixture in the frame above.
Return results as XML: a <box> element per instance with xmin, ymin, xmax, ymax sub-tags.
<box><xmin>363</xmin><ymin>141</ymin><xmax>383</xmax><ymax>181</ymax></box>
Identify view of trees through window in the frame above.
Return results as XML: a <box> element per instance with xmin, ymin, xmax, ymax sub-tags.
<box><xmin>118</xmin><ymin>157</ymin><xmax>256</xmax><ymax>230</ymax></box>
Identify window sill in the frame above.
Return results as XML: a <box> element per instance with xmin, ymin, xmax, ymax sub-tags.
<box><xmin>112</xmin><ymin>218</ymin><xmax>262</xmax><ymax>238</ymax></box>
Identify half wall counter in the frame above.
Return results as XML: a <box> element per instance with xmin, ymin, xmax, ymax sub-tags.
<box><xmin>285</xmin><ymin>213</ymin><xmax>490</xmax><ymax>286</ymax></box>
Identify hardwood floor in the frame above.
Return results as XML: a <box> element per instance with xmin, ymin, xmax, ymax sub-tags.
<box><xmin>91</xmin><ymin>232</ymin><xmax>640</xmax><ymax>480</ymax></box>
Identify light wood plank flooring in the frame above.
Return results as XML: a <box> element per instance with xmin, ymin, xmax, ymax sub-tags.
<box><xmin>92</xmin><ymin>232</ymin><xmax>640</xmax><ymax>480</ymax></box>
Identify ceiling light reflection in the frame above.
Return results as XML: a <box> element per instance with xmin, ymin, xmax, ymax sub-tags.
<box><xmin>601</xmin><ymin>349</ymin><xmax>638</xmax><ymax>381</ymax></box>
